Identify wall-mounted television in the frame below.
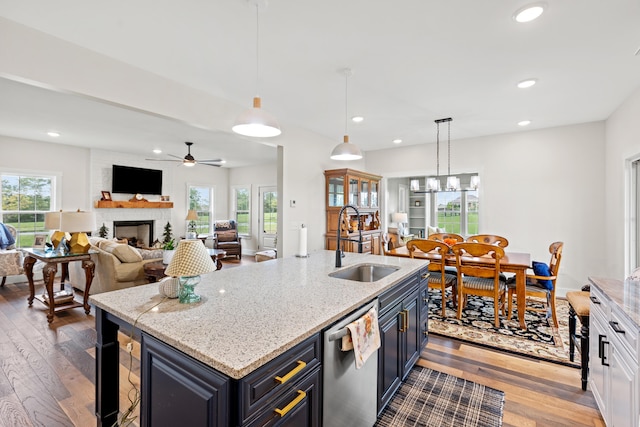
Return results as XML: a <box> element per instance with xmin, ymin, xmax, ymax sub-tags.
<box><xmin>112</xmin><ymin>164</ymin><xmax>163</xmax><ymax>195</ymax></box>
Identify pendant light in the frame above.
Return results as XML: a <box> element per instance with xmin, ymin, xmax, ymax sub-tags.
<box><xmin>232</xmin><ymin>0</ymin><xmax>281</xmax><ymax>138</ymax></box>
<box><xmin>330</xmin><ymin>68</ymin><xmax>363</xmax><ymax>161</ymax></box>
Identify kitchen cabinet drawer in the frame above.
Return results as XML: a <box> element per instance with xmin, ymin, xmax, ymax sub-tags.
<box><xmin>245</xmin><ymin>367</ymin><xmax>321</xmax><ymax>427</ymax></box>
<box><xmin>238</xmin><ymin>334</ymin><xmax>321</xmax><ymax>424</ymax></box>
<box><xmin>590</xmin><ymin>286</ymin><xmax>610</xmax><ymax>319</ymax></box>
<box><xmin>611</xmin><ymin>307</ymin><xmax>639</xmax><ymax>362</ymax></box>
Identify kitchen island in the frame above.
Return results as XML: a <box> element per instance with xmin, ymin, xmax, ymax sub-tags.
<box><xmin>90</xmin><ymin>250</ymin><xmax>428</xmax><ymax>426</ymax></box>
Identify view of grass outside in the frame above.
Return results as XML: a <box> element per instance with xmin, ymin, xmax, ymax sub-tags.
<box><xmin>235</xmin><ymin>187</ymin><xmax>250</xmax><ymax>235</ymax></box>
<box><xmin>262</xmin><ymin>190</ymin><xmax>277</xmax><ymax>235</ymax></box>
<box><xmin>2</xmin><ymin>174</ymin><xmax>53</xmax><ymax>247</ymax></box>
<box><xmin>435</xmin><ymin>189</ymin><xmax>478</xmax><ymax>235</ymax></box>
<box><xmin>189</xmin><ymin>186</ymin><xmax>212</xmax><ymax>235</ymax></box>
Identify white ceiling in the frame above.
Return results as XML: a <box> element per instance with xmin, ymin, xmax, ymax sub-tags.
<box><xmin>1</xmin><ymin>0</ymin><xmax>640</xmax><ymax>166</ymax></box>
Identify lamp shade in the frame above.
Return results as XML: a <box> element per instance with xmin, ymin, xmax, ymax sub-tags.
<box><xmin>392</xmin><ymin>212</ymin><xmax>408</xmax><ymax>224</ymax></box>
<box><xmin>186</xmin><ymin>210</ymin><xmax>199</xmax><ymax>221</ymax></box>
<box><xmin>165</xmin><ymin>239</ymin><xmax>216</xmax><ymax>277</ymax></box>
<box><xmin>232</xmin><ymin>97</ymin><xmax>282</xmax><ymax>138</ymax></box>
<box><xmin>330</xmin><ymin>135</ymin><xmax>363</xmax><ymax>161</ymax></box>
<box><xmin>44</xmin><ymin>211</ymin><xmax>62</xmax><ymax>230</ymax></box>
<box><xmin>60</xmin><ymin>211</ymin><xmax>96</xmax><ymax>233</ymax></box>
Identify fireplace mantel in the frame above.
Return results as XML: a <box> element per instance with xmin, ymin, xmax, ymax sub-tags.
<box><xmin>94</xmin><ymin>200</ymin><xmax>173</xmax><ymax>209</ymax></box>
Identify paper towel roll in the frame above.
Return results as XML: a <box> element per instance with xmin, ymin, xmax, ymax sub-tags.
<box><xmin>298</xmin><ymin>224</ymin><xmax>308</xmax><ymax>257</ymax></box>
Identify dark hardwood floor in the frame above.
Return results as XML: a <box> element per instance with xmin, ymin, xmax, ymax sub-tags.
<box><xmin>0</xmin><ymin>257</ymin><xmax>604</xmax><ymax>426</ymax></box>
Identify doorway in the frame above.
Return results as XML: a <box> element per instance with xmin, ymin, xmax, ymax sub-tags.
<box><xmin>259</xmin><ymin>186</ymin><xmax>277</xmax><ymax>250</ymax></box>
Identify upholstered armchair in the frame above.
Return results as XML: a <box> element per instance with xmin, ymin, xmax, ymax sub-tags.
<box><xmin>214</xmin><ymin>220</ymin><xmax>242</xmax><ymax>259</ymax></box>
<box><xmin>0</xmin><ymin>224</ymin><xmax>24</xmax><ymax>286</ymax></box>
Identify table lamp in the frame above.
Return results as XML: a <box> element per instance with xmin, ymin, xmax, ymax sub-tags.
<box><xmin>60</xmin><ymin>210</ymin><xmax>96</xmax><ymax>253</ymax></box>
<box><xmin>45</xmin><ymin>210</ymin><xmax>70</xmax><ymax>252</ymax></box>
<box><xmin>186</xmin><ymin>209</ymin><xmax>198</xmax><ymax>239</ymax></box>
<box><xmin>392</xmin><ymin>212</ymin><xmax>408</xmax><ymax>236</ymax></box>
<box><xmin>165</xmin><ymin>239</ymin><xmax>216</xmax><ymax>304</ymax></box>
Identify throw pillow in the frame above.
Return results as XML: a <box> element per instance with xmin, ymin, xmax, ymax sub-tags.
<box><xmin>427</xmin><ymin>225</ymin><xmax>438</xmax><ymax>236</ymax></box>
<box><xmin>531</xmin><ymin>261</ymin><xmax>553</xmax><ymax>290</ymax></box>
<box><xmin>112</xmin><ymin>244</ymin><xmax>143</xmax><ymax>263</ymax></box>
<box><xmin>136</xmin><ymin>248</ymin><xmax>164</xmax><ymax>260</ymax></box>
<box><xmin>217</xmin><ymin>230</ymin><xmax>236</xmax><ymax>242</ymax></box>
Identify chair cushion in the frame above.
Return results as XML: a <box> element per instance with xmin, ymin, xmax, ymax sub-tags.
<box><xmin>532</xmin><ymin>261</ymin><xmax>553</xmax><ymax>290</ymax></box>
<box><xmin>427</xmin><ymin>272</ymin><xmax>457</xmax><ymax>286</ymax></box>
<box><xmin>463</xmin><ymin>276</ymin><xmax>504</xmax><ymax>291</ymax></box>
<box><xmin>216</xmin><ymin>230</ymin><xmax>237</xmax><ymax>242</ymax></box>
<box><xmin>566</xmin><ymin>291</ymin><xmax>591</xmax><ymax>316</ymax></box>
<box><xmin>136</xmin><ymin>248</ymin><xmax>164</xmax><ymax>260</ymax></box>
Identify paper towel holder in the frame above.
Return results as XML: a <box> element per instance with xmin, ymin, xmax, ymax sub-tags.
<box><xmin>296</xmin><ymin>223</ymin><xmax>310</xmax><ymax>258</ymax></box>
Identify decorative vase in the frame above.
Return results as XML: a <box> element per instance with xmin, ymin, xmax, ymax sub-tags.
<box><xmin>163</xmin><ymin>249</ymin><xmax>175</xmax><ymax>265</ymax></box>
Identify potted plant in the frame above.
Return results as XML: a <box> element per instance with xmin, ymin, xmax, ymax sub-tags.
<box><xmin>98</xmin><ymin>223</ymin><xmax>109</xmax><ymax>239</ymax></box>
<box><xmin>162</xmin><ymin>222</ymin><xmax>176</xmax><ymax>264</ymax></box>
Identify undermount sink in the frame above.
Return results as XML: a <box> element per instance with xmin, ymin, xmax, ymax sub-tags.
<box><xmin>329</xmin><ymin>263</ymin><xmax>400</xmax><ymax>282</ymax></box>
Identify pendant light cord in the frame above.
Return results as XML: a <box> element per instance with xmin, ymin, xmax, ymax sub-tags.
<box><xmin>255</xmin><ymin>4</ymin><xmax>260</xmax><ymax>97</ymax></box>
<box><xmin>344</xmin><ymin>71</ymin><xmax>349</xmax><ymax>136</ymax></box>
<box><xmin>436</xmin><ymin>121</ymin><xmax>440</xmax><ymax>176</ymax></box>
<box><xmin>447</xmin><ymin>120</ymin><xmax>451</xmax><ymax>176</ymax></box>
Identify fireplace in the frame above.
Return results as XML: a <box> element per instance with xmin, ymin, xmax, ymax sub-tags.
<box><xmin>113</xmin><ymin>220</ymin><xmax>155</xmax><ymax>248</ymax></box>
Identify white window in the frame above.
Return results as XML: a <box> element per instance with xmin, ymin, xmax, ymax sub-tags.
<box><xmin>423</xmin><ymin>173</ymin><xmax>479</xmax><ymax>235</ymax></box>
<box><xmin>188</xmin><ymin>185</ymin><xmax>215</xmax><ymax>234</ymax></box>
<box><xmin>233</xmin><ymin>185</ymin><xmax>251</xmax><ymax>236</ymax></box>
<box><xmin>1</xmin><ymin>172</ymin><xmax>57</xmax><ymax>247</ymax></box>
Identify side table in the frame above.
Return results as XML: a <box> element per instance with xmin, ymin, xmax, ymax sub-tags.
<box><xmin>144</xmin><ymin>261</ymin><xmax>167</xmax><ymax>283</ymax></box>
<box><xmin>22</xmin><ymin>248</ymin><xmax>95</xmax><ymax>323</ymax></box>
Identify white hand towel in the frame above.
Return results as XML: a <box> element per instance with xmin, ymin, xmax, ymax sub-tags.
<box><xmin>345</xmin><ymin>306</ymin><xmax>381</xmax><ymax>369</ymax></box>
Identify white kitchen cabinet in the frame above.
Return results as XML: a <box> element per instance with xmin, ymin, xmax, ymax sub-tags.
<box><xmin>589</xmin><ymin>280</ymin><xmax>640</xmax><ymax>427</ymax></box>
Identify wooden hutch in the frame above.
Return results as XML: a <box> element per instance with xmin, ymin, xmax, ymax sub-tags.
<box><xmin>324</xmin><ymin>168</ymin><xmax>382</xmax><ymax>255</ymax></box>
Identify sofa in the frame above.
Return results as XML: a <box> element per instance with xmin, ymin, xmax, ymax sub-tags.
<box><xmin>69</xmin><ymin>237</ymin><xmax>162</xmax><ymax>294</ymax></box>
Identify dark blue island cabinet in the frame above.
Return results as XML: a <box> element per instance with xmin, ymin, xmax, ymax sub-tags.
<box><xmin>94</xmin><ymin>265</ymin><xmax>428</xmax><ymax>427</ymax></box>
<box><xmin>95</xmin><ymin>308</ymin><xmax>321</xmax><ymax>427</ymax></box>
<box><xmin>377</xmin><ymin>266</ymin><xmax>430</xmax><ymax>414</ymax></box>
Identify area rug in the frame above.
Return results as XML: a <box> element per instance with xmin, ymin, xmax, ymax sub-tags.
<box><xmin>375</xmin><ymin>366</ymin><xmax>504</xmax><ymax>427</ymax></box>
<box><xmin>428</xmin><ymin>291</ymin><xmax>580</xmax><ymax>367</ymax></box>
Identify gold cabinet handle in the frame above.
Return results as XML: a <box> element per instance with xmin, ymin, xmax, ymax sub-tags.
<box><xmin>423</xmin><ymin>297</ymin><xmax>429</xmax><ymax>304</ymax></box>
<box><xmin>274</xmin><ymin>390</ymin><xmax>307</xmax><ymax>417</ymax></box>
<box><xmin>404</xmin><ymin>309</ymin><xmax>410</xmax><ymax>331</ymax></box>
<box><xmin>275</xmin><ymin>360</ymin><xmax>306</xmax><ymax>384</ymax></box>
<box><xmin>421</xmin><ymin>273</ymin><xmax>430</xmax><ymax>279</ymax></box>
<box><xmin>399</xmin><ymin>311</ymin><xmax>407</xmax><ymax>332</ymax></box>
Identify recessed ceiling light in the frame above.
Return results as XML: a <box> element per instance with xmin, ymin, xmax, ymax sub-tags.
<box><xmin>517</xmin><ymin>78</ymin><xmax>537</xmax><ymax>89</ymax></box>
<box><xmin>518</xmin><ymin>120</ymin><xmax>532</xmax><ymax>126</ymax></box>
<box><xmin>513</xmin><ymin>3</ymin><xmax>545</xmax><ymax>23</ymax></box>
<box><xmin>152</xmin><ymin>148</ymin><xmax>162</xmax><ymax>154</ymax></box>
<box><xmin>351</xmin><ymin>116</ymin><xmax>364</xmax><ymax>123</ymax></box>
<box><xmin>219</xmin><ymin>160</ymin><xmax>227</xmax><ymax>164</ymax></box>
<box><xmin>393</xmin><ymin>139</ymin><xmax>402</xmax><ymax>144</ymax></box>
<box><xmin>47</xmin><ymin>131</ymin><xmax>60</xmax><ymax>137</ymax></box>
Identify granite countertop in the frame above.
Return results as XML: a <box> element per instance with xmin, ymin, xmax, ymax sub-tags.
<box><xmin>589</xmin><ymin>276</ymin><xmax>640</xmax><ymax>326</ymax></box>
<box><xmin>90</xmin><ymin>250</ymin><xmax>426</xmax><ymax>379</ymax></box>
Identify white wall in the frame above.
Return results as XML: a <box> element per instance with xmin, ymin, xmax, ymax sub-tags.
<box><xmin>366</xmin><ymin>122</ymin><xmax>607</xmax><ymax>294</ymax></box>
<box><xmin>0</xmin><ymin>135</ymin><xmax>90</xmax><ymax>211</ymax></box>
<box><xmin>605</xmin><ymin>85</ymin><xmax>640</xmax><ymax>277</ymax></box>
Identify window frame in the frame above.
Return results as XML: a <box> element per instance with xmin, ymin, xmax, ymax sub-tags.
<box><xmin>187</xmin><ymin>184</ymin><xmax>215</xmax><ymax>235</ymax></box>
<box><xmin>1</xmin><ymin>168</ymin><xmax>61</xmax><ymax>248</ymax></box>
<box><xmin>232</xmin><ymin>185</ymin><xmax>251</xmax><ymax>237</ymax></box>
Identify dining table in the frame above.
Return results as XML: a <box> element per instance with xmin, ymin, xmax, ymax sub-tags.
<box><xmin>386</xmin><ymin>245</ymin><xmax>532</xmax><ymax>329</ymax></box>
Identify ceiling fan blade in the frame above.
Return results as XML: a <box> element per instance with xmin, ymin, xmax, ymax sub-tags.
<box><xmin>200</xmin><ymin>162</ymin><xmax>222</xmax><ymax>167</ymax></box>
<box><xmin>167</xmin><ymin>153</ymin><xmax>183</xmax><ymax>160</ymax></box>
<box><xmin>145</xmin><ymin>158</ymin><xmax>181</xmax><ymax>162</ymax></box>
<box><xmin>198</xmin><ymin>159</ymin><xmax>223</xmax><ymax>163</ymax></box>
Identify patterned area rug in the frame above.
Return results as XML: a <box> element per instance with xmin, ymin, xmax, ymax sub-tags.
<box><xmin>376</xmin><ymin>366</ymin><xmax>505</xmax><ymax>427</ymax></box>
<box><xmin>428</xmin><ymin>291</ymin><xmax>580</xmax><ymax>367</ymax></box>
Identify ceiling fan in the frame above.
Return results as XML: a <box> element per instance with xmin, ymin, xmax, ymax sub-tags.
<box><xmin>146</xmin><ymin>142</ymin><xmax>224</xmax><ymax>167</ymax></box>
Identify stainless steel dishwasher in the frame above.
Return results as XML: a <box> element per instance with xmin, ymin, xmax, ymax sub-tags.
<box><xmin>323</xmin><ymin>298</ymin><xmax>379</xmax><ymax>427</ymax></box>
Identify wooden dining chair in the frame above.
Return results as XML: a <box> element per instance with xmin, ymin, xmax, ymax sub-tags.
<box><xmin>507</xmin><ymin>241</ymin><xmax>563</xmax><ymax>328</ymax></box>
<box><xmin>466</xmin><ymin>234</ymin><xmax>509</xmax><ymax>248</ymax></box>
<box><xmin>452</xmin><ymin>242</ymin><xmax>506</xmax><ymax>327</ymax></box>
<box><xmin>406</xmin><ymin>239</ymin><xmax>457</xmax><ymax>317</ymax></box>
